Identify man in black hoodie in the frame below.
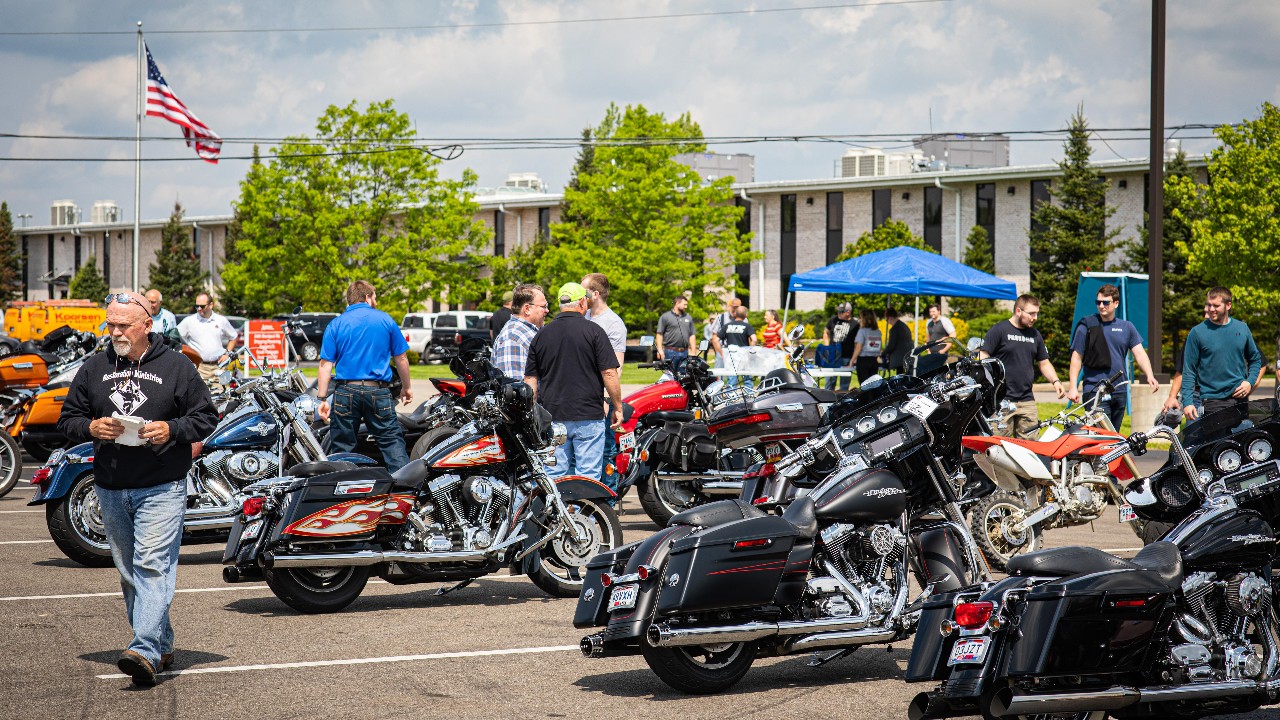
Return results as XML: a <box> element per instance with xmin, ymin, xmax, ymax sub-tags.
<box><xmin>58</xmin><ymin>291</ymin><xmax>217</xmax><ymax>686</ymax></box>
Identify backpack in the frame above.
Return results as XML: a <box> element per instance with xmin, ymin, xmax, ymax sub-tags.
<box><xmin>1078</xmin><ymin>314</ymin><xmax>1111</xmax><ymax>370</ymax></box>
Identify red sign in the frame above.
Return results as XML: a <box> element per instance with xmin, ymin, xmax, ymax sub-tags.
<box><xmin>247</xmin><ymin>320</ymin><xmax>288</xmax><ymax>368</ymax></box>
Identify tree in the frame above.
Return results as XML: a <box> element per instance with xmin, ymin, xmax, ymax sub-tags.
<box><xmin>0</xmin><ymin>203</ymin><xmax>22</xmax><ymax>303</ymax></box>
<box><xmin>1029</xmin><ymin>106</ymin><xmax>1120</xmax><ymax>363</ymax></box>
<box><xmin>147</xmin><ymin>202</ymin><xmax>208</xmax><ymax>311</ymax></box>
<box><xmin>1119</xmin><ymin>150</ymin><xmax>1205</xmax><ymax>367</ymax></box>
<box><xmin>1185</xmin><ymin>102</ymin><xmax>1280</xmax><ymax>363</ymax></box>
<box><xmin>541</xmin><ymin>103</ymin><xmax>755</xmax><ymax>333</ymax></box>
<box><xmin>68</xmin><ymin>256</ymin><xmax>109</xmax><ymax>301</ymax></box>
<box><xmin>221</xmin><ymin>100</ymin><xmax>490</xmax><ymax>318</ymax></box>
<box><xmin>219</xmin><ymin>145</ymin><xmax>264</xmax><ymax>317</ymax></box>
<box><xmin>823</xmin><ymin>219</ymin><xmax>932</xmax><ymax>316</ymax></box>
<box><xmin>950</xmin><ymin>225</ymin><xmax>997</xmax><ymax>320</ymax></box>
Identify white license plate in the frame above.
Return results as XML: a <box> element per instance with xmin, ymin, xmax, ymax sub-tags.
<box><xmin>619</xmin><ymin>432</ymin><xmax>636</xmax><ymax>452</ymax></box>
<box><xmin>1118</xmin><ymin>504</ymin><xmax>1138</xmax><ymax>523</ymax></box>
<box><xmin>608</xmin><ymin>583</ymin><xmax>638</xmax><ymax>611</ymax></box>
<box><xmin>948</xmin><ymin>637</ymin><xmax>990</xmax><ymax>666</ymax></box>
<box><xmin>904</xmin><ymin>394</ymin><xmax>939</xmax><ymax>421</ymax></box>
<box><xmin>240</xmin><ymin>519</ymin><xmax>263</xmax><ymax>541</ymax></box>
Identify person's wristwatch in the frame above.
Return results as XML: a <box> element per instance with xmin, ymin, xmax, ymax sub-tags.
<box><xmin>1052</xmin><ymin>380</ymin><xmax>1063</xmax><ymax>388</ymax></box>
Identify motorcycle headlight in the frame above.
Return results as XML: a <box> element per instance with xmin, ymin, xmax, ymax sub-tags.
<box><xmin>291</xmin><ymin>394</ymin><xmax>318</xmax><ymax>417</ymax></box>
<box><xmin>551</xmin><ymin>422</ymin><xmax>568</xmax><ymax>447</ymax></box>
<box><xmin>1248</xmin><ymin>437</ymin><xmax>1273</xmax><ymax>463</ymax></box>
<box><xmin>1216</xmin><ymin>447</ymin><xmax>1243</xmax><ymax>474</ymax></box>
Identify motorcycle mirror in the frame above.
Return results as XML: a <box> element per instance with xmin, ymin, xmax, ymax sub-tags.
<box><xmin>638</xmin><ymin>335</ymin><xmax>655</xmax><ymax>348</ymax></box>
<box><xmin>292</xmin><ymin>305</ymin><xmax>302</xmax><ymax>316</ymax></box>
<box><xmin>966</xmin><ymin>337</ymin><xmax>983</xmax><ymax>352</ymax></box>
<box><xmin>789</xmin><ymin>325</ymin><xmax>805</xmax><ymax>341</ymax></box>
<box><xmin>699</xmin><ymin>340</ymin><xmax>709</xmax><ymax>353</ymax></box>
<box><xmin>218</xmin><ymin>370</ymin><xmax>233</xmax><ymax>385</ymax></box>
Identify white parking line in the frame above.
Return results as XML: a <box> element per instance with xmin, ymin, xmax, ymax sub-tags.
<box><xmin>0</xmin><ymin>539</ymin><xmax>53</xmax><ymax>545</ymax></box>
<box><xmin>1</xmin><ymin>575</ymin><xmax>528</xmax><ymax>602</ymax></box>
<box><xmin>97</xmin><ymin>644</ymin><xmax>580</xmax><ymax>679</ymax></box>
<box><xmin>0</xmin><ymin>510</ymin><xmax>42</xmax><ymax>514</ymax></box>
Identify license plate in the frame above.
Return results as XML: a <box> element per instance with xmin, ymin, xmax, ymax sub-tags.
<box><xmin>904</xmin><ymin>394</ymin><xmax>939</xmax><ymax>421</ymax></box>
<box><xmin>765</xmin><ymin>442</ymin><xmax>782</xmax><ymax>462</ymax></box>
<box><xmin>1119</xmin><ymin>504</ymin><xmax>1137</xmax><ymax>523</ymax></box>
<box><xmin>240</xmin><ymin>519</ymin><xmax>263</xmax><ymax>541</ymax></box>
<box><xmin>948</xmin><ymin>637</ymin><xmax>991</xmax><ymax>666</ymax></box>
<box><xmin>608</xmin><ymin>583</ymin><xmax>638</xmax><ymax>611</ymax></box>
<box><xmin>619</xmin><ymin>432</ymin><xmax>636</xmax><ymax>452</ymax></box>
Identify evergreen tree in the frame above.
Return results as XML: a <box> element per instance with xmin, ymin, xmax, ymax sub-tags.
<box><xmin>147</xmin><ymin>202</ymin><xmax>208</xmax><ymax>311</ymax></box>
<box><xmin>67</xmin><ymin>256</ymin><xmax>109</xmax><ymax>301</ymax></box>
<box><xmin>950</xmin><ymin>225</ymin><xmax>997</xmax><ymax>319</ymax></box>
<box><xmin>559</xmin><ymin>126</ymin><xmax>595</xmax><ymax>228</ymax></box>
<box><xmin>1119</xmin><ymin>150</ymin><xmax>1205</xmax><ymax>367</ymax></box>
<box><xmin>1029</xmin><ymin>106</ymin><xmax>1120</xmax><ymax>363</ymax></box>
<box><xmin>0</xmin><ymin>202</ymin><xmax>22</xmax><ymax>304</ymax></box>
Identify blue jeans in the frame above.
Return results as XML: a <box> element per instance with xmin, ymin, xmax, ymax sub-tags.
<box><xmin>824</xmin><ymin>357</ymin><xmax>853</xmax><ymax>391</ymax></box>
<box><xmin>601</xmin><ymin>399</ymin><xmax>618</xmax><ymax>489</ymax></box>
<box><xmin>665</xmin><ymin>349</ymin><xmax>689</xmax><ymax>374</ymax></box>
<box><xmin>550</xmin><ymin>419</ymin><xmax>606</xmax><ymax>481</ymax></box>
<box><xmin>97</xmin><ymin>479</ymin><xmax>186</xmax><ymax>668</ymax></box>
<box><xmin>1083</xmin><ymin>387</ymin><xmax>1127</xmax><ymax>430</ymax></box>
<box><xmin>329</xmin><ymin>384</ymin><xmax>410</xmax><ymax>472</ymax></box>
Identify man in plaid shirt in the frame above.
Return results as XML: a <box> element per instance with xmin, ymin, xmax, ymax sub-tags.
<box><xmin>493</xmin><ymin>283</ymin><xmax>548</xmax><ymax>378</ymax></box>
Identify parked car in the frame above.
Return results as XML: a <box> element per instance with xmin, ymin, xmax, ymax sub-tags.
<box><xmin>272</xmin><ymin>312</ymin><xmax>338</xmax><ymax>362</ymax></box>
<box><xmin>401</xmin><ymin>311</ymin><xmax>491</xmax><ymax>362</ymax></box>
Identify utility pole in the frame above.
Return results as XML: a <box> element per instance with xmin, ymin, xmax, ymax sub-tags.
<box><xmin>1148</xmin><ymin>0</ymin><xmax>1165</xmax><ymax>375</ymax></box>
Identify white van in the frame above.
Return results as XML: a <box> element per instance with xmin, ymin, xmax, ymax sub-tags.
<box><xmin>401</xmin><ymin>311</ymin><xmax>492</xmax><ymax>360</ymax></box>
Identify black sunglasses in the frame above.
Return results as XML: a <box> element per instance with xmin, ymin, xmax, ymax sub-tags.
<box><xmin>195</xmin><ymin>303</ymin><xmax>209</xmax><ymax>309</ymax></box>
<box><xmin>1096</xmin><ymin>299</ymin><xmax>1114</xmax><ymax>307</ymax></box>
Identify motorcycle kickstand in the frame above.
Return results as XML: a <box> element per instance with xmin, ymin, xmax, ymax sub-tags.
<box><xmin>435</xmin><ymin>579</ymin><xmax>475</xmax><ymax>596</ymax></box>
<box><xmin>808</xmin><ymin>647</ymin><xmax>856</xmax><ymax>667</ymax></box>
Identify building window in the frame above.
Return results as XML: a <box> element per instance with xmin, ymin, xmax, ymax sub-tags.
<box><xmin>1030</xmin><ymin>179</ymin><xmax>1051</xmax><ymax>264</ymax></box>
<box><xmin>192</xmin><ymin>226</ymin><xmax>201</xmax><ymax>258</ymax></box>
<box><xmin>21</xmin><ymin>237</ymin><xmax>28</xmax><ymax>300</ymax></box>
<box><xmin>976</xmin><ymin>183</ymin><xmax>996</xmax><ymax>256</ymax></box>
<box><xmin>780</xmin><ymin>194</ymin><xmax>796</xmax><ymax>302</ymax></box>
<box><xmin>74</xmin><ymin>234</ymin><xmax>81</xmax><ymax>271</ymax></box>
<box><xmin>825</xmin><ymin>192</ymin><xmax>843</xmax><ymax>264</ymax></box>
<box><xmin>734</xmin><ymin>196</ymin><xmax>751</xmax><ymax>300</ymax></box>
<box><xmin>537</xmin><ymin>207</ymin><xmax>550</xmax><ymax>241</ymax></box>
<box><xmin>923</xmin><ymin>186</ymin><xmax>942</xmax><ymax>253</ymax></box>
<box><xmin>494</xmin><ymin>210</ymin><xmax>505</xmax><ymax>258</ymax></box>
<box><xmin>872</xmin><ymin>188</ymin><xmax>892</xmax><ymax>228</ymax></box>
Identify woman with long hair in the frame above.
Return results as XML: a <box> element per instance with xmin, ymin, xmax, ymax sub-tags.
<box><xmin>852</xmin><ymin>309</ymin><xmax>882</xmax><ymax>384</ymax></box>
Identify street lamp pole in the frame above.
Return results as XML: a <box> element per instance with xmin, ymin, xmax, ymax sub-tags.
<box><xmin>1148</xmin><ymin>0</ymin><xmax>1166</xmax><ymax>376</ymax></box>
<box><xmin>16</xmin><ymin>213</ymin><xmax>32</xmax><ymax>228</ymax></box>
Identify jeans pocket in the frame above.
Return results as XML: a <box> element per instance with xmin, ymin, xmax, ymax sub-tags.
<box><xmin>374</xmin><ymin>391</ymin><xmax>395</xmax><ymax>422</ymax></box>
<box><xmin>334</xmin><ymin>388</ymin><xmax>353</xmax><ymax>416</ymax></box>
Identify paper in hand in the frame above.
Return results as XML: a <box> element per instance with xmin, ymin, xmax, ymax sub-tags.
<box><xmin>111</xmin><ymin>412</ymin><xmax>147</xmax><ymax>446</ymax></box>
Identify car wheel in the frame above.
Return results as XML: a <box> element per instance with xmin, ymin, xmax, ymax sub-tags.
<box><xmin>299</xmin><ymin>342</ymin><xmax>320</xmax><ymax>362</ymax></box>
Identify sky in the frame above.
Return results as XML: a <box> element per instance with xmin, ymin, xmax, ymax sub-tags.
<box><xmin>1</xmin><ymin>0</ymin><xmax>1278</xmax><ymax>226</ymax></box>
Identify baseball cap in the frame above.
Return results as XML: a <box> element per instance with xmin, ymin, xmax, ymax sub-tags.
<box><xmin>558</xmin><ymin>282</ymin><xmax>588</xmax><ymax>304</ymax></box>
<box><xmin>836</xmin><ymin>302</ymin><xmax>853</xmax><ymax>313</ymax></box>
<box><xmin>501</xmin><ymin>290</ymin><xmax>514</xmax><ymax>304</ymax></box>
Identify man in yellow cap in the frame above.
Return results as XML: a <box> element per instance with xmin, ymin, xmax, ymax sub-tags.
<box><xmin>524</xmin><ymin>282</ymin><xmax>622</xmax><ymax>480</ymax></box>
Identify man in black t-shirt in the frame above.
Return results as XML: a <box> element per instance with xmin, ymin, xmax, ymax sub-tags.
<box><xmin>821</xmin><ymin>302</ymin><xmax>858</xmax><ymax>390</ymax></box>
<box><xmin>524</xmin><ymin>282</ymin><xmax>622</xmax><ymax>484</ymax></box>
<box><xmin>489</xmin><ymin>290</ymin><xmax>514</xmax><ymax>340</ymax></box>
<box><xmin>981</xmin><ymin>294</ymin><xmax>1066</xmax><ymax>439</ymax></box>
<box><xmin>717</xmin><ymin>306</ymin><xmax>757</xmax><ymax>387</ymax></box>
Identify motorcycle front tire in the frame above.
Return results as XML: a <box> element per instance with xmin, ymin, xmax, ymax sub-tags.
<box><xmin>640</xmin><ymin>637</ymin><xmax>757</xmax><ymax>694</ymax></box>
<box><xmin>528</xmin><ymin>498</ymin><xmax>623</xmax><ymax>598</ymax></box>
<box><xmin>263</xmin><ymin>565</ymin><xmax>371</xmax><ymax>614</ymax></box>
<box><xmin>0</xmin><ymin>432</ymin><xmax>23</xmax><ymax>498</ymax></box>
<box><xmin>969</xmin><ymin>491</ymin><xmax>1042</xmax><ymax>573</ymax></box>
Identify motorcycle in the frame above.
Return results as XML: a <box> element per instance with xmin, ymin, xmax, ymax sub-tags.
<box><xmin>29</xmin><ymin>366</ymin><xmax>373</xmax><ymax>567</ymax></box>
<box><xmin>221</xmin><ymin>351</ymin><xmax>623</xmax><ymax>614</ymax></box>
<box><xmin>907</xmin><ymin>398</ymin><xmax>1280</xmax><ymax>720</ymax></box>
<box><xmin>574</xmin><ymin>355</ymin><xmax>1002</xmax><ymax>694</ymax></box>
<box><xmin>0</xmin><ymin>325</ymin><xmax>99</xmax><ymax>391</ymax></box>
<box><xmin>961</xmin><ymin>371</ymin><xmax>1141</xmax><ymax>570</ymax></box>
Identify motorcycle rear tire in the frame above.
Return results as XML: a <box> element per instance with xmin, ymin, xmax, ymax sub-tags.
<box><xmin>969</xmin><ymin>491</ymin><xmax>1042</xmax><ymax>573</ymax></box>
<box><xmin>640</xmin><ymin>638</ymin><xmax>757</xmax><ymax>694</ymax></box>
<box><xmin>528</xmin><ymin>498</ymin><xmax>623</xmax><ymax>598</ymax></box>
<box><xmin>638</xmin><ymin>462</ymin><xmax>708</xmax><ymax>527</ymax></box>
<box><xmin>263</xmin><ymin>566</ymin><xmax>370</xmax><ymax>614</ymax></box>
<box><xmin>45</xmin><ymin>472</ymin><xmax>114</xmax><ymax>568</ymax></box>
<box><xmin>410</xmin><ymin>425</ymin><xmax>459</xmax><ymax>461</ymax></box>
<box><xmin>0</xmin><ymin>433</ymin><xmax>23</xmax><ymax>498</ymax></box>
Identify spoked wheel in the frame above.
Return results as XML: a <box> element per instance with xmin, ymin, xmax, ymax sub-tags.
<box><xmin>638</xmin><ymin>462</ymin><xmax>711</xmax><ymax>527</ymax></box>
<box><xmin>969</xmin><ymin>491</ymin><xmax>1042</xmax><ymax>573</ymax></box>
<box><xmin>0</xmin><ymin>433</ymin><xmax>22</xmax><ymax>498</ymax></box>
<box><xmin>46</xmin><ymin>472</ymin><xmax>114</xmax><ymax>567</ymax></box>
<box><xmin>528</xmin><ymin>498</ymin><xmax>622</xmax><ymax>598</ymax></box>
<box><xmin>641</xmin><ymin>638</ymin><xmax>758</xmax><ymax>694</ymax></box>
<box><xmin>263</xmin><ymin>566</ymin><xmax>371</xmax><ymax>614</ymax></box>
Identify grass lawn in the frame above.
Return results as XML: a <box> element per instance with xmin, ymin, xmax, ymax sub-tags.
<box><xmin>296</xmin><ymin>362</ymin><xmax>665</xmax><ymax>386</ymax></box>
<box><xmin>1036</xmin><ymin>401</ymin><xmax>1131</xmax><ymax>436</ymax></box>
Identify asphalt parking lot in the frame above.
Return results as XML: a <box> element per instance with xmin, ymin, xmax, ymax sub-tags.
<box><xmin>2</xmin><ymin>454</ymin><xmax>1276</xmax><ymax>720</ymax></box>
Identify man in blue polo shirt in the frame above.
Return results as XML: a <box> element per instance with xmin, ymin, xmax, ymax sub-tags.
<box><xmin>317</xmin><ymin>280</ymin><xmax>413</xmax><ymax>471</ymax></box>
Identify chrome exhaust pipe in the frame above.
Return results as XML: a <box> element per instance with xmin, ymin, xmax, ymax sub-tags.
<box><xmin>700</xmin><ymin>481</ymin><xmax>745</xmax><ymax>496</ymax></box>
<box><xmin>580</xmin><ymin>634</ymin><xmax>605</xmax><ymax>658</ymax></box>
<box><xmin>646</xmin><ymin>614</ymin><xmax>871</xmax><ymax>648</ymax></box>
<box><xmin>652</xmin><ymin>470</ymin><xmax>746</xmax><ymax>483</ymax></box>
<box><xmin>783</xmin><ymin>626</ymin><xmax>896</xmax><ymax>653</ymax></box>
<box><xmin>268</xmin><ymin>548</ymin><xmax>491</xmax><ymax>569</ymax></box>
<box><xmin>184</xmin><ymin>516</ymin><xmax>234</xmax><ymax>530</ymax></box>
<box><xmin>989</xmin><ymin>680</ymin><xmax>1261</xmax><ymax>717</ymax></box>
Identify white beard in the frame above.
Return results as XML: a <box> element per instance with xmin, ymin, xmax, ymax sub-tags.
<box><xmin>112</xmin><ymin>339</ymin><xmax>132</xmax><ymax>357</ymax></box>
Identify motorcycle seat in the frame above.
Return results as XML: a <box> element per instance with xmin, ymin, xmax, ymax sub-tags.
<box><xmin>1007</xmin><ymin>542</ymin><xmax>1183</xmax><ymax>589</ymax></box>
<box><xmin>1127</xmin><ymin>541</ymin><xmax>1184</xmax><ymax>587</ymax></box>
<box><xmin>288</xmin><ymin>460</ymin><xmax>357</xmax><ymax>478</ymax></box>
<box><xmin>644</xmin><ymin>410</ymin><xmax>695</xmax><ymax>425</ymax></box>
<box><xmin>782</xmin><ymin>495</ymin><xmax>819</xmax><ymax>538</ymax></box>
<box><xmin>670</xmin><ymin>498</ymin><xmax>766</xmax><ymax>528</ymax></box>
<box><xmin>390</xmin><ymin>459</ymin><xmax>428</xmax><ymax>490</ymax></box>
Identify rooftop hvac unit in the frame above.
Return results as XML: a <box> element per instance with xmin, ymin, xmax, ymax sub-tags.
<box><xmin>90</xmin><ymin>201</ymin><xmax>120</xmax><ymax>224</ymax></box>
<box><xmin>50</xmin><ymin>201</ymin><xmax>79</xmax><ymax>227</ymax></box>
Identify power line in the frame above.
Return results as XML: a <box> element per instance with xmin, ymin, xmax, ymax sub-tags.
<box><xmin>0</xmin><ymin>1</ymin><xmax>951</xmax><ymax>37</ymax></box>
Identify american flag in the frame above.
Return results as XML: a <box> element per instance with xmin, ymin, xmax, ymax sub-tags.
<box><xmin>145</xmin><ymin>43</ymin><xmax>222</xmax><ymax>163</ymax></box>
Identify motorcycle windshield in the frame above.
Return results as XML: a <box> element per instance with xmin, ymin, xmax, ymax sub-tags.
<box><xmin>821</xmin><ymin>373</ymin><xmax>926</xmax><ymax>428</ymax></box>
<box><xmin>1180</xmin><ymin>398</ymin><xmax>1280</xmax><ymax>450</ymax></box>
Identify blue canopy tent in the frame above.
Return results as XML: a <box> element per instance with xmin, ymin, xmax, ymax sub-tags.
<box><xmin>784</xmin><ymin>246</ymin><xmax>1019</xmax><ymax>342</ymax></box>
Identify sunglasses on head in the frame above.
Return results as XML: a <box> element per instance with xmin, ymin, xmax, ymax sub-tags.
<box><xmin>104</xmin><ymin>293</ymin><xmax>150</xmax><ymax>314</ymax></box>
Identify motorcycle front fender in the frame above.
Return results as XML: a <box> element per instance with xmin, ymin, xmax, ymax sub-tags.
<box><xmin>27</xmin><ymin>441</ymin><xmax>94</xmax><ymax>505</ymax></box>
<box><xmin>552</xmin><ymin>475</ymin><xmax>617</xmax><ymax>502</ymax></box>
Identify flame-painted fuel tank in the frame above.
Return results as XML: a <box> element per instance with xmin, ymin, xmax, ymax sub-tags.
<box><xmin>810</xmin><ymin>466</ymin><xmax>908</xmax><ymax>523</ymax></box>
<box><xmin>206</xmin><ymin>410</ymin><xmax>278</xmax><ymax>451</ymax></box>
<box><xmin>1175</xmin><ymin>507</ymin><xmax>1275</xmax><ymax>572</ymax></box>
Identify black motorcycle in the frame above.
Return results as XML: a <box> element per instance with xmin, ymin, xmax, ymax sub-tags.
<box><xmin>574</xmin><ymin>358</ymin><xmax>1002</xmax><ymax>693</ymax></box>
<box><xmin>907</xmin><ymin>398</ymin><xmax>1280</xmax><ymax>720</ymax></box>
<box><xmin>222</xmin><ymin>352</ymin><xmax>623</xmax><ymax>613</ymax></box>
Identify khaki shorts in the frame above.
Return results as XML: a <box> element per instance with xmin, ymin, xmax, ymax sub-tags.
<box><xmin>998</xmin><ymin>399</ymin><xmax>1040</xmax><ymax>440</ymax></box>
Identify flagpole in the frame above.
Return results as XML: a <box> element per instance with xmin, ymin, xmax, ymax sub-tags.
<box><xmin>133</xmin><ymin>21</ymin><xmax>142</xmax><ymax>291</ymax></box>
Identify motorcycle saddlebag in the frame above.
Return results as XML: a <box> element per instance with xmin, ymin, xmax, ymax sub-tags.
<box><xmin>274</xmin><ymin>468</ymin><xmax>405</xmax><ymax>542</ymax></box>
<box><xmin>656</xmin><ymin>515</ymin><xmax>806</xmax><ymax>614</ymax></box>
<box><xmin>652</xmin><ymin>421</ymin><xmax>717</xmax><ymax>470</ymax></box>
<box><xmin>706</xmin><ymin>388</ymin><xmax>823</xmax><ymax>450</ymax></box>
<box><xmin>1003</xmin><ymin>570</ymin><xmax>1173</xmax><ymax>677</ymax></box>
<box><xmin>0</xmin><ymin>354</ymin><xmax>48</xmax><ymax>389</ymax></box>
<box><xmin>573</xmin><ymin>541</ymin><xmax>640</xmax><ymax>629</ymax></box>
<box><xmin>904</xmin><ymin>591</ymin><xmax>963</xmax><ymax>682</ymax></box>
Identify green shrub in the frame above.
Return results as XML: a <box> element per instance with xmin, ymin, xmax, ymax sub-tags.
<box><xmin>406</xmin><ymin>350</ymin><xmax>421</xmax><ymax>365</ymax></box>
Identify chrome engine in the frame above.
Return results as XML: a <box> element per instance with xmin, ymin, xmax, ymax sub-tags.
<box><xmin>402</xmin><ymin>473</ymin><xmax>520</xmax><ymax>555</ymax></box>
<box><xmin>1167</xmin><ymin>570</ymin><xmax>1275</xmax><ymax>682</ymax></box>
<box><xmin>190</xmin><ymin>450</ymin><xmax>281</xmax><ymax>509</ymax></box>
<box><xmin>803</xmin><ymin>522</ymin><xmax>907</xmax><ymax>623</ymax></box>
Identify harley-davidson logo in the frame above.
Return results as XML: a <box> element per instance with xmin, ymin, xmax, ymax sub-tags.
<box><xmin>864</xmin><ymin>487</ymin><xmax>905</xmax><ymax>499</ymax></box>
<box><xmin>1230</xmin><ymin>534</ymin><xmax>1273</xmax><ymax>545</ymax></box>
